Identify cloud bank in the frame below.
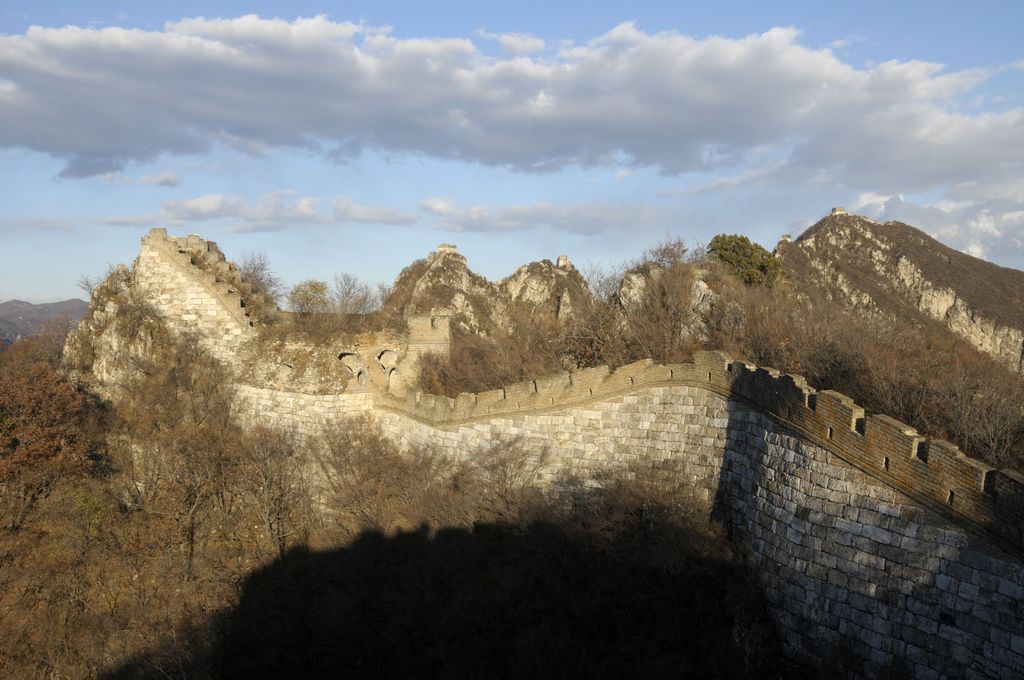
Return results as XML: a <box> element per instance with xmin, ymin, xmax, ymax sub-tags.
<box><xmin>2</xmin><ymin>16</ymin><xmax>1023</xmax><ymax>255</ymax></box>
<box><xmin>421</xmin><ymin>197</ymin><xmax>653</xmax><ymax>233</ymax></box>
<box><xmin>103</xmin><ymin>191</ymin><xmax>416</xmax><ymax>232</ymax></box>
<box><xmin>1</xmin><ymin>17</ymin><xmax>1019</xmax><ymax>188</ymax></box>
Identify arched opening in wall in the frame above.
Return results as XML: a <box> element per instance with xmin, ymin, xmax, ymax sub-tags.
<box><xmin>377</xmin><ymin>350</ymin><xmax>399</xmax><ymax>372</ymax></box>
<box><xmin>827</xmin><ymin>427</ymin><xmax>834</xmax><ymax>440</ymax></box>
<box><xmin>338</xmin><ymin>352</ymin><xmax>364</xmax><ymax>379</ymax></box>
<box><xmin>914</xmin><ymin>441</ymin><xmax>930</xmax><ymax>463</ymax></box>
<box><xmin>883</xmin><ymin>456</ymin><xmax>890</xmax><ymax>472</ymax></box>
<box><xmin>357</xmin><ymin>370</ymin><xmax>368</xmax><ymax>387</ymax></box>
<box><xmin>388</xmin><ymin>368</ymin><xmax>399</xmax><ymax>392</ymax></box>
<box><xmin>947</xmin><ymin>490</ymin><xmax>955</xmax><ymax>506</ymax></box>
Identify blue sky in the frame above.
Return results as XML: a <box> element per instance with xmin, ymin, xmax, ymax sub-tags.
<box><xmin>2</xmin><ymin>1</ymin><xmax>1023</xmax><ymax>302</ymax></box>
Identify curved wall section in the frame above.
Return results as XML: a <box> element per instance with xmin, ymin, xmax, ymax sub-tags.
<box><xmin>376</xmin><ymin>384</ymin><xmax>1024</xmax><ymax>679</ymax></box>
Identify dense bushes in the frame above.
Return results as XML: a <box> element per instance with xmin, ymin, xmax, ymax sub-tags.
<box><xmin>705</xmin><ymin>275</ymin><xmax>1024</xmax><ymax>470</ymax></box>
<box><xmin>707</xmin><ymin>234</ymin><xmax>782</xmax><ymax>286</ymax></box>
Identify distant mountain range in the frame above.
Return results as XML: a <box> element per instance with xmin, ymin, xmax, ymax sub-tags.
<box><xmin>0</xmin><ymin>298</ymin><xmax>89</xmax><ymax>345</ymax></box>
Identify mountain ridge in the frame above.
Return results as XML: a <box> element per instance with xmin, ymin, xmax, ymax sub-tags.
<box><xmin>0</xmin><ymin>298</ymin><xmax>89</xmax><ymax>344</ymax></box>
<box><xmin>779</xmin><ymin>211</ymin><xmax>1024</xmax><ymax>372</ymax></box>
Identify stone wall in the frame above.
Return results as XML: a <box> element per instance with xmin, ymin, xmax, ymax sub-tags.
<box><xmin>234</xmin><ymin>384</ymin><xmax>373</xmax><ymax>437</ymax></box>
<box><xmin>135</xmin><ymin>229</ymin><xmax>253</xmax><ymax>364</ymax></box>
<box><xmin>375</xmin><ymin>352</ymin><xmax>1024</xmax><ymax>555</ymax></box>
<box><xmin>718</xmin><ymin>412</ymin><xmax>1024</xmax><ymax>679</ymax></box>
<box><xmin>373</xmin><ymin>381</ymin><xmax>1024</xmax><ymax>679</ymax></box>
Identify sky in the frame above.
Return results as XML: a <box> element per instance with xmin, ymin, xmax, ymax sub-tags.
<box><xmin>2</xmin><ymin>1</ymin><xmax>1023</xmax><ymax>302</ymax></box>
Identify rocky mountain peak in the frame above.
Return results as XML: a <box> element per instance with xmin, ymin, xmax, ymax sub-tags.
<box><xmin>384</xmin><ymin>246</ymin><xmax>592</xmax><ymax>335</ymax></box>
<box><xmin>779</xmin><ymin>211</ymin><xmax>1024</xmax><ymax>372</ymax></box>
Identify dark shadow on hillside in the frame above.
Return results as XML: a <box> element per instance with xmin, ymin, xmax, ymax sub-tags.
<box><xmin>105</xmin><ymin>520</ymin><xmax>798</xmax><ymax>680</ymax></box>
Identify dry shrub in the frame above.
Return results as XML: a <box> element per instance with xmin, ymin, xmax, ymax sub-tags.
<box><xmin>315</xmin><ymin>419</ymin><xmax>458</xmax><ymax>540</ymax></box>
<box><xmin>315</xmin><ymin>418</ymin><xmax>550</xmax><ymax>541</ymax></box>
<box><xmin>418</xmin><ymin>302</ymin><xmax>565</xmax><ymax>397</ymax></box>
<box><xmin>237</xmin><ymin>251</ymin><xmax>285</xmax><ymax>305</ymax></box>
<box><xmin>0</xmin><ymin>322</ymin><xmax>100</xmax><ymax>531</ymax></box>
<box><xmin>706</xmin><ymin>265</ymin><xmax>1024</xmax><ymax>470</ymax></box>
<box><xmin>235</xmin><ymin>428</ymin><xmax>311</xmax><ymax>560</ymax></box>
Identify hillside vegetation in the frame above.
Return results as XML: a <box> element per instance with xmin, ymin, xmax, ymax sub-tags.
<box><xmin>0</xmin><ymin>303</ymin><xmax>795</xmax><ymax>678</ymax></box>
<box><xmin>412</xmin><ymin>230</ymin><xmax>1024</xmax><ymax>472</ymax></box>
<box><xmin>2</xmin><ymin>214</ymin><xmax>1022</xmax><ymax>677</ymax></box>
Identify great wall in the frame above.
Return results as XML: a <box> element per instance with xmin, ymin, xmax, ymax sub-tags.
<box><xmin>69</xmin><ymin>228</ymin><xmax>1024</xmax><ymax>679</ymax></box>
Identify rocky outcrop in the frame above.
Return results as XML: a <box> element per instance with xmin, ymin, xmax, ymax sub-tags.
<box><xmin>63</xmin><ymin>266</ymin><xmax>173</xmax><ymax>401</ymax></box>
<box><xmin>384</xmin><ymin>244</ymin><xmax>592</xmax><ymax>336</ymax></box>
<box><xmin>616</xmin><ymin>262</ymin><xmax>716</xmax><ymax>341</ymax></box>
<box><xmin>778</xmin><ymin>212</ymin><xmax>1024</xmax><ymax>373</ymax></box>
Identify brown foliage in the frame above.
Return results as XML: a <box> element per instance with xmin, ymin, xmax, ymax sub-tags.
<box><xmin>0</xmin><ymin>363</ymin><xmax>93</xmax><ymax>529</ymax></box>
<box><xmin>418</xmin><ymin>301</ymin><xmax>565</xmax><ymax>397</ymax></box>
<box><xmin>315</xmin><ymin>417</ymin><xmax>549</xmax><ymax>542</ymax></box>
<box><xmin>706</xmin><ymin>270</ymin><xmax>1024</xmax><ymax>470</ymax></box>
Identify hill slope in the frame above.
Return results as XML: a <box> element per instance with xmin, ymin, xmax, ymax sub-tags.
<box><xmin>777</xmin><ymin>211</ymin><xmax>1024</xmax><ymax>372</ymax></box>
<box><xmin>0</xmin><ymin>298</ymin><xmax>89</xmax><ymax>344</ymax></box>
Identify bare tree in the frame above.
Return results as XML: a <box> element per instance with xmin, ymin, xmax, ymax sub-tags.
<box><xmin>332</xmin><ymin>273</ymin><xmax>380</xmax><ymax>316</ymax></box>
<box><xmin>239</xmin><ymin>251</ymin><xmax>285</xmax><ymax>303</ymax></box>
<box><xmin>237</xmin><ymin>428</ymin><xmax>308</xmax><ymax>559</ymax></box>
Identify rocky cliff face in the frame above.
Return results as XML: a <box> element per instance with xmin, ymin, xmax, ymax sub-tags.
<box><xmin>63</xmin><ymin>266</ymin><xmax>173</xmax><ymax>401</ymax></box>
<box><xmin>384</xmin><ymin>245</ymin><xmax>592</xmax><ymax>336</ymax></box>
<box><xmin>778</xmin><ymin>211</ymin><xmax>1024</xmax><ymax>373</ymax></box>
<box><xmin>616</xmin><ymin>262</ymin><xmax>715</xmax><ymax>341</ymax></box>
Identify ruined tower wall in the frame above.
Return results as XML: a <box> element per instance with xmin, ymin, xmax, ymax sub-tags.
<box><xmin>134</xmin><ymin>228</ymin><xmax>253</xmax><ymax>364</ymax></box>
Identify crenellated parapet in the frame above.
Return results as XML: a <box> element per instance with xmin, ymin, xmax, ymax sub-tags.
<box><xmin>378</xmin><ymin>350</ymin><xmax>1024</xmax><ymax>553</ymax></box>
<box><xmin>141</xmin><ymin>228</ymin><xmax>268</xmax><ymax>327</ymax></box>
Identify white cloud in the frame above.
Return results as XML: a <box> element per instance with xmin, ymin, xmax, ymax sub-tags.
<box><xmin>477</xmin><ymin>30</ymin><xmax>546</xmax><ymax>54</ymax></box>
<box><xmin>0</xmin><ymin>17</ymin><xmax>1017</xmax><ymax>191</ymax></box>
<box><xmin>103</xmin><ymin>191</ymin><xmax>415</xmax><ymax>231</ymax></box>
<box><xmin>419</xmin><ymin>197</ymin><xmax>456</xmax><ymax>216</ymax></box>
<box><xmin>866</xmin><ymin>195</ymin><xmax>1020</xmax><ymax>260</ymax></box>
<box><xmin>687</xmin><ymin>162</ymin><xmax>787</xmax><ymax>194</ymax></box>
<box><xmin>827</xmin><ymin>35</ymin><xmax>864</xmax><ymax>50</ymax></box>
<box><xmin>332</xmin><ymin>197</ymin><xmax>417</xmax><ymax>225</ymax></box>
<box><xmin>420</xmin><ymin>198</ymin><xmax>653</xmax><ymax>233</ymax></box>
<box><xmin>137</xmin><ymin>170</ymin><xmax>181</xmax><ymax>187</ymax></box>
<box><xmin>964</xmin><ymin>240</ymin><xmax>986</xmax><ymax>258</ymax></box>
<box><xmin>1</xmin><ymin>16</ymin><xmax>1023</xmax><ymax>252</ymax></box>
<box><xmin>165</xmin><ymin>194</ymin><xmax>246</xmax><ymax>221</ymax></box>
